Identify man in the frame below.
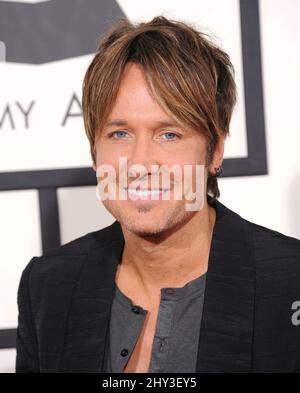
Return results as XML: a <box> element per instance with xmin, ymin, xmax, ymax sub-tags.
<box><xmin>16</xmin><ymin>16</ymin><xmax>300</xmax><ymax>373</ymax></box>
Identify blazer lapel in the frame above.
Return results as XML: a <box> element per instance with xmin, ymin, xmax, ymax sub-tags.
<box><xmin>59</xmin><ymin>222</ymin><xmax>124</xmax><ymax>372</ymax></box>
<box><xmin>196</xmin><ymin>199</ymin><xmax>255</xmax><ymax>372</ymax></box>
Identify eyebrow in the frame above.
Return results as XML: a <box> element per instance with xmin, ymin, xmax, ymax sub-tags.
<box><xmin>103</xmin><ymin>119</ymin><xmax>183</xmax><ymax>129</ymax></box>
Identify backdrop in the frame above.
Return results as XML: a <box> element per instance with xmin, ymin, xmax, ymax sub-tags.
<box><xmin>0</xmin><ymin>0</ymin><xmax>299</xmax><ymax>372</ymax></box>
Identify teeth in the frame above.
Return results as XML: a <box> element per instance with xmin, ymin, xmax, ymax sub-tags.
<box><xmin>127</xmin><ymin>188</ymin><xmax>163</xmax><ymax>196</ymax></box>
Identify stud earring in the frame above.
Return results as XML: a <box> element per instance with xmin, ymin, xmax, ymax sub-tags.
<box><xmin>213</xmin><ymin>165</ymin><xmax>222</xmax><ymax>177</ymax></box>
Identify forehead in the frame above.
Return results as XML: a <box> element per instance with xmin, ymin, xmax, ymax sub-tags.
<box><xmin>110</xmin><ymin>63</ymin><xmax>161</xmax><ymax>110</ymax></box>
<box><xmin>105</xmin><ymin>62</ymin><xmax>182</xmax><ymax>128</ymax></box>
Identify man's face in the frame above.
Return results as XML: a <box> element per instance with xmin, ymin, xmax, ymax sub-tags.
<box><xmin>94</xmin><ymin>62</ymin><xmax>216</xmax><ymax>237</ymax></box>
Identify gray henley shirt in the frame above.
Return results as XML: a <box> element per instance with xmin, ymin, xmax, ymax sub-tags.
<box><xmin>105</xmin><ymin>270</ymin><xmax>207</xmax><ymax>373</ymax></box>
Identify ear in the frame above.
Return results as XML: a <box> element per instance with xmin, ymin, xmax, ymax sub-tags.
<box><xmin>208</xmin><ymin>135</ymin><xmax>226</xmax><ymax>175</ymax></box>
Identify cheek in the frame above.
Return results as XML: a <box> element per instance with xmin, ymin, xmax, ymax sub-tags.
<box><xmin>96</xmin><ymin>145</ymin><xmax>119</xmax><ymax>166</ymax></box>
<box><xmin>166</xmin><ymin>151</ymin><xmax>205</xmax><ymax>169</ymax></box>
<box><xmin>94</xmin><ymin>149</ymin><xmax>119</xmax><ymax>184</ymax></box>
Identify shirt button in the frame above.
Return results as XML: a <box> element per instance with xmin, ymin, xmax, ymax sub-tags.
<box><xmin>120</xmin><ymin>348</ymin><xmax>129</xmax><ymax>357</ymax></box>
<box><xmin>131</xmin><ymin>306</ymin><xmax>140</xmax><ymax>314</ymax></box>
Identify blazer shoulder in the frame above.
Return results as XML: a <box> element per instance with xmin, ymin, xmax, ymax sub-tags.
<box><xmin>18</xmin><ymin>221</ymin><xmax>121</xmax><ymax>298</ymax></box>
<box><xmin>215</xmin><ymin>198</ymin><xmax>300</xmax><ymax>254</ymax></box>
<box><xmin>242</xmin><ymin>217</ymin><xmax>300</xmax><ymax>271</ymax></box>
<box><xmin>246</xmin><ymin>219</ymin><xmax>300</xmax><ymax>253</ymax></box>
<box><xmin>29</xmin><ymin>220</ymin><xmax>119</xmax><ymax>266</ymax></box>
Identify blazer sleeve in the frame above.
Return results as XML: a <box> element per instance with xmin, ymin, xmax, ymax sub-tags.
<box><xmin>15</xmin><ymin>257</ymin><xmax>40</xmax><ymax>373</ymax></box>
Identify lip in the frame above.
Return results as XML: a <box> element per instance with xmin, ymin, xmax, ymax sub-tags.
<box><xmin>123</xmin><ymin>186</ymin><xmax>169</xmax><ymax>191</ymax></box>
<box><xmin>123</xmin><ymin>186</ymin><xmax>170</xmax><ymax>202</ymax></box>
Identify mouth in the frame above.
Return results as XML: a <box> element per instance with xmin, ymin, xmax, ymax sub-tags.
<box><xmin>123</xmin><ymin>186</ymin><xmax>170</xmax><ymax>200</ymax></box>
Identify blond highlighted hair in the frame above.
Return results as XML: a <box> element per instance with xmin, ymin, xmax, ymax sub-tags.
<box><xmin>82</xmin><ymin>16</ymin><xmax>237</xmax><ymax>203</ymax></box>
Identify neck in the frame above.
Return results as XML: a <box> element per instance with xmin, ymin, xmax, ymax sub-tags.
<box><xmin>116</xmin><ymin>201</ymin><xmax>216</xmax><ymax>305</ymax></box>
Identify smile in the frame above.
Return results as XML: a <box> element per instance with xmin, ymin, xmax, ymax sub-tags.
<box><xmin>122</xmin><ymin>187</ymin><xmax>171</xmax><ymax>201</ymax></box>
<box><xmin>124</xmin><ymin>187</ymin><xmax>169</xmax><ymax>197</ymax></box>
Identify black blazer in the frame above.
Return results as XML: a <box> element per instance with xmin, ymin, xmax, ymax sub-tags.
<box><xmin>16</xmin><ymin>198</ymin><xmax>300</xmax><ymax>373</ymax></box>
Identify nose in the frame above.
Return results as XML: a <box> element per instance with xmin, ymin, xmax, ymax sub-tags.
<box><xmin>127</xmin><ymin>134</ymin><xmax>159</xmax><ymax>176</ymax></box>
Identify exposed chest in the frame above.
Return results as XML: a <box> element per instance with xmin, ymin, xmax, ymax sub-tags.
<box><xmin>123</xmin><ymin>306</ymin><xmax>159</xmax><ymax>373</ymax></box>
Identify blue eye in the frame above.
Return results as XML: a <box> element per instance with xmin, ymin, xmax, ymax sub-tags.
<box><xmin>109</xmin><ymin>130</ymin><xmax>180</xmax><ymax>140</ymax></box>
<box><xmin>162</xmin><ymin>132</ymin><xmax>179</xmax><ymax>140</ymax></box>
<box><xmin>112</xmin><ymin>131</ymin><xmax>128</xmax><ymax>139</ymax></box>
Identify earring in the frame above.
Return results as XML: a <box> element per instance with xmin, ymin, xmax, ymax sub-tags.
<box><xmin>214</xmin><ymin>165</ymin><xmax>222</xmax><ymax>177</ymax></box>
